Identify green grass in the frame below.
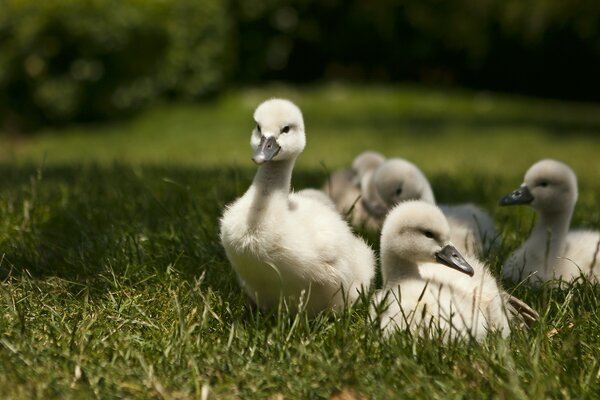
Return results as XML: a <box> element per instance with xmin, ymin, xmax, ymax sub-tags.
<box><xmin>1</xmin><ymin>84</ymin><xmax>599</xmax><ymax>399</ymax></box>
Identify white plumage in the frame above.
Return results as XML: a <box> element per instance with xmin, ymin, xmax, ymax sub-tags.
<box><xmin>219</xmin><ymin>99</ymin><xmax>376</xmax><ymax>315</ymax></box>
<box><xmin>501</xmin><ymin>159</ymin><xmax>600</xmax><ymax>285</ymax></box>
<box><xmin>295</xmin><ymin>188</ymin><xmax>337</xmax><ymax>211</ymax></box>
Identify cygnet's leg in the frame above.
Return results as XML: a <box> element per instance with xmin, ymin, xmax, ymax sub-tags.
<box><xmin>503</xmin><ymin>293</ymin><xmax>539</xmax><ymax>328</ymax></box>
<box><xmin>240</xmin><ymin>293</ymin><xmax>259</xmax><ymax>321</ymax></box>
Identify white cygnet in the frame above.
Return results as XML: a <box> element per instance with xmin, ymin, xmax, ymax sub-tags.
<box><xmin>362</xmin><ymin>158</ymin><xmax>496</xmax><ymax>256</ymax></box>
<box><xmin>374</xmin><ymin>201</ymin><xmax>526</xmax><ymax>341</ymax></box>
<box><xmin>220</xmin><ymin>99</ymin><xmax>376</xmax><ymax>315</ymax></box>
<box><xmin>500</xmin><ymin>159</ymin><xmax>600</xmax><ymax>285</ymax></box>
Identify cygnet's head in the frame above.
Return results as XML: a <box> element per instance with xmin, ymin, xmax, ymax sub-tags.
<box><xmin>381</xmin><ymin>201</ymin><xmax>474</xmax><ymax>282</ymax></box>
<box><xmin>251</xmin><ymin>99</ymin><xmax>306</xmax><ymax>164</ymax></box>
<box><xmin>362</xmin><ymin>159</ymin><xmax>435</xmax><ymax>216</ymax></box>
<box><xmin>351</xmin><ymin>151</ymin><xmax>386</xmax><ymax>180</ymax></box>
<box><xmin>499</xmin><ymin>159</ymin><xmax>578</xmax><ymax>214</ymax></box>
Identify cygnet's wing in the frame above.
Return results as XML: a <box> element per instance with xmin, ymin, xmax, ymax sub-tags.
<box><xmin>503</xmin><ymin>292</ymin><xmax>539</xmax><ymax>328</ymax></box>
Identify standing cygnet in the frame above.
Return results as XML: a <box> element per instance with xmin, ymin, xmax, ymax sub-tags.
<box><xmin>322</xmin><ymin>151</ymin><xmax>386</xmax><ymax>229</ymax></box>
<box><xmin>374</xmin><ymin>201</ymin><xmax>521</xmax><ymax>341</ymax></box>
<box><xmin>220</xmin><ymin>99</ymin><xmax>376</xmax><ymax>315</ymax></box>
<box><xmin>362</xmin><ymin>158</ymin><xmax>496</xmax><ymax>256</ymax></box>
<box><xmin>500</xmin><ymin>159</ymin><xmax>600</xmax><ymax>285</ymax></box>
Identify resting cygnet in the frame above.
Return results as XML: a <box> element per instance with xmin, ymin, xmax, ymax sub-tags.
<box><xmin>362</xmin><ymin>158</ymin><xmax>496</xmax><ymax>256</ymax></box>
<box><xmin>374</xmin><ymin>201</ymin><xmax>533</xmax><ymax>341</ymax></box>
<box><xmin>500</xmin><ymin>159</ymin><xmax>600</xmax><ymax>285</ymax></box>
<box><xmin>323</xmin><ymin>151</ymin><xmax>386</xmax><ymax>230</ymax></box>
<box><xmin>220</xmin><ymin>99</ymin><xmax>376</xmax><ymax>315</ymax></box>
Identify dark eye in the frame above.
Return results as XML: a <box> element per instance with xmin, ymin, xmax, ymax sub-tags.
<box><xmin>423</xmin><ymin>230</ymin><xmax>434</xmax><ymax>239</ymax></box>
<box><xmin>256</xmin><ymin>124</ymin><xmax>261</xmax><ymax>133</ymax></box>
<box><xmin>395</xmin><ymin>187</ymin><xmax>403</xmax><ymax>196</ymax></box>
<box><xmin>281</xmin><ymin>125</ymin><xmax>290</xmax><ymax>134</ymax></box>
<box><xmin>539</xmin><ymin>181</ymin><xmax>549</xmax><ymax>188</ymax></box>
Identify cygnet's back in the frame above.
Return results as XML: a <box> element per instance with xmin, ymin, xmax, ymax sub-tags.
<box><xmin>440</xmin><ymin>204</ymin><xmax>497</xmax><ymax>256</ymax></box>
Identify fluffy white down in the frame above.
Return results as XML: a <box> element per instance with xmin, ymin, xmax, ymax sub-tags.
<box><xmin>506</xmin><ymin>230</ymin><xmax>600</xmax><ymax>284</ymax></box>
<box><xmin>374</xmin><ymin>201</ymin><xmax>510</xmax><ymax>341</ymax></box>
<box><xmin>503</xmin><ymin>159</ymin><xmax>600</xmax><ymax>285</ymax></box>
<box><xmin>220</xmin><ymin>99</ymin><xmax>376</xmax><ymax>315</ymax></box>
<box><xmin>296</xmin><ymin>188</ymin><xmax>337</xmax><ymax>211</ymax></box>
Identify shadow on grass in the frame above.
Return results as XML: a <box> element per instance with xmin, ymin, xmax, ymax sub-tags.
<box><xmin>0</xmin><ymin>162</ymin><xmax>597</xmax><ymax>299</ymax></box>
<box><xmin>0</xmin><ymin>164</ymin><xmax>345</xmax><ymax>299</ymax></box>
<box><xmin>0</xmin><ymin>164</ymin><xmax>258</xmax><ymax>298</ymax></box>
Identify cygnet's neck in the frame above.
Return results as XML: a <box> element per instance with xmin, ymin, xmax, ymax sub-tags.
<box><xmin>382</xmin><ymin>252</ymin><xmax>422</xmax><ymax>287</ymax></box>
<box><xmin>245</xmin><ymin>158</ymin><xmax>296</xmax><ymax>229</ymax></box>
<box><xmin>419</xmin><ymin>177</ymin><xmax>436</xmax><ymax>204</ymax></box>
<box><xmin>252</xmin><ymin>158</ymin><xmax>296</xmax><ymax>196</ymax></box>
<box><xmin>528</xmin><ymin>208</ymin><xmax>573</xmax><ymax>259</ymax></box>
<box><xmin>362</xmin><ymin>174</ymin><xmax>387</xmax><ymax>217</ymax></box>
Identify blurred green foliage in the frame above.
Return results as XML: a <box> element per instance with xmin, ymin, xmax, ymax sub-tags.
<box><xmin>0</xmin><ymin>0</ymin><xmax>230</xmax><ymax>130</ymax></box>
<box><xmin>234</xmin><ymin>0</ymin><xmax>600</xmax><ymax>98</ymax></box>
<box><xmin>1</xmin><ymin>0</ymin><xmax>600</xmax><ymax>131</ymax></box>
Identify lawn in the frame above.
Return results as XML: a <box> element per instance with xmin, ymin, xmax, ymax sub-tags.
<box><xmin>0</xmin><ymin>84</ymin><xmax>599</xmax><ymax>399</ymax></box>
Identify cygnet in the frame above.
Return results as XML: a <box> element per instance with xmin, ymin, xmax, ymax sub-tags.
<box><xmin>374</xmin><ymin>201</ymin><xmax>536</xmax><ymax>341</ymax></box>
<box><xmin>500</xmin><ymin>159</ymin><xmax>600</xmax><ymax>285</ymax></box>
<box><xmin>363</xmin><ymin>158</ymin><xmax>497</xmax><ymax>256</ymax></box>
<box><xmin>220</xmin><ymin>99</ymin><xmax>376</xmax><ymax>315</ymax></box>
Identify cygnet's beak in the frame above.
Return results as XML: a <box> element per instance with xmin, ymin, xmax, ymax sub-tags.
<box><xmin>252</xmin><ymin>136</ymin><xmax>281</xmax><ymax>164</ymax></box>
<box><xmin>435</xmin><ymin>244</ymin><xmax>475</xmax><ymax>277</ymax></box>
<box><xmin>499</xmin><ymin>184</ymin><xmax>534</xmax><ymax>206</ymax></box>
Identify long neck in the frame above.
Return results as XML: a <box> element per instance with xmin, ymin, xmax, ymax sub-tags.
<box><xmin>245</xmin><ymin>158</ymin><xmax>295</xmax><ymax>228</ymax></box>
<box><xmin>420</xmin><ymin>177</ymin><xmax>436</xmax><ymax>204</ymax></box>
<box><xmin>527</xmin><ymin>209</ymin><xmax>573</xmax><ymax>261</ymax></box>
<box><xmin>252</xmin><ymin>158</ymin><xmax>295</xmax><ymax>196</ymax></box>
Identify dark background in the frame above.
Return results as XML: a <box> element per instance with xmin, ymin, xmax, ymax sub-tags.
<box><xmin>2</xmin><ymin>0</ymin><xmax>599</xmax><ymax>131</ymax></box>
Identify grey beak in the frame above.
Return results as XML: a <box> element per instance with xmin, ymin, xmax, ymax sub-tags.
<box><xmin>252</xmin><ymin>136</ymin><xmax>281</xmax><ymax>164</ymax></box>
<box><xmin>435</xmin><ymin>244</ymin><xmax>475</xmax><ymax>277</ymax></box>
<box><xmin>499</xmin><ymin>184</ymin><xmax>534</xmax><ymax>206</ymax></box>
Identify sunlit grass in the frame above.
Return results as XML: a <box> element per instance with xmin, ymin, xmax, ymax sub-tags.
<box><xmin>2</xmin><ymin>84</ymin><xmax>599</xmax><ymax>180</ymax></box>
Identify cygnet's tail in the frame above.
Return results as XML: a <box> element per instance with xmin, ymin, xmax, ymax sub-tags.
<box><xmin>503</xmin><ymin>293</ymin><xmax>539</xmax><ymax>328</ymax></box>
